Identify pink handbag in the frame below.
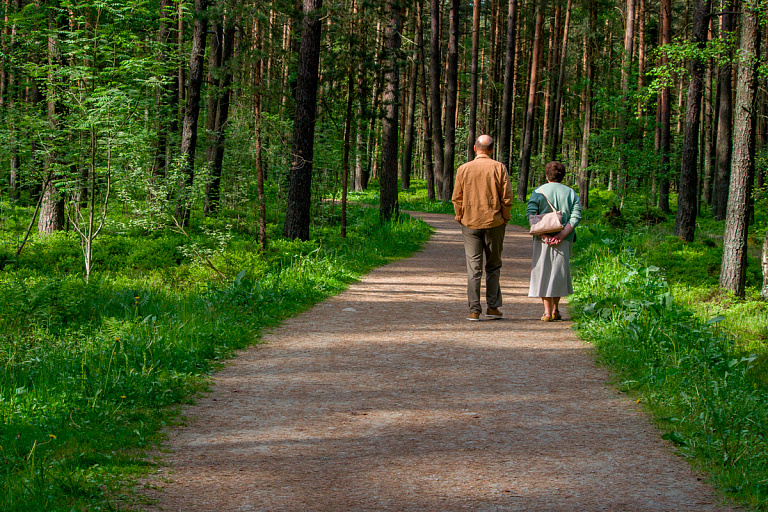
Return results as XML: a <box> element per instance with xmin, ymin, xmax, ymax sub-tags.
<box><xmin>529</xmin><ymin>191</ymin><xmax>563</xmax><ymax>235</ymax></box>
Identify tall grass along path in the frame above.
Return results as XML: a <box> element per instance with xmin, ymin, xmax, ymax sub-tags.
<box><xmin>143</xmin><ymin>213</ymin><xmax>734</xmax><ymax>511</ymax></box>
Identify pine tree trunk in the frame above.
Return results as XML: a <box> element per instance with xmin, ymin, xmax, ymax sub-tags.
<box><xmin>713</xmin><ymin>0</ymin><xmax>736</xmax><ymax>220</ymax></box>
<box><xmin>418</xmin><ymin>0</ymin><xmax>435</xmax><ymax>200</ymax></box>
<box><xmin>430</xmin><ymin>0</ymin><xmax>445</xmax><ymax>198</ymax></box>
<box><xmin>6</xmin><ymin>0</ymin><xmax>20</xmax><ymax>201</ymax></box>
<box><xmin>205</xmin><ymin>14</ymin><xmax>236</xmax><ymax>215</ymax></box>
<box><xmin>283</xmin><ymin>0</ymin><xmax>323</xmax><ymax>240</ymax></box>
<box><xmin>550</xmin><ymin>0</ymin><xmax>572</xmax><ymax>161</ymax></box>
<box><xmin>617</xmin><ymin>0</ymin><xmax>636</xmax><ymax>196</ymax></box>
<box><xmin>541</xmin><ymin>2</ymin><xmax>561</xmax><ymax>165</ymax></box>
<box><xmin>658</xmin><ymin>0</ymin><xmax>672</xmax><ymax>212</ymax></box>
<box><xmin>721</xmin><ymin>0</ymin><xmax>760</xmax><ymax>297</ymax></box>
<box><xmin>441</xmin><ymin>0</ymin><xmax>460</xmax><ymax>200</ymax></box>
<box><xmin>176</xmin><ymin>0</ymin><xmax>209</xmax><ymax>226</ymax></box>
<box><xmin>517</xmin><ymin>1</ymin><xmax>544</xmax><ymax>201</ymax></box>
<box><xmin>38</xmin><ymin>5</ymin><xmax>66</xmax><ymax>236</ymax></box>
<box><xmin>401</xmin><ymin>9</ymin><xmax>420</xmax><ymax>190</ymax></box>
<box><xmin>467</xmin><ymin>0</ymin><xmax>481</xmax><ymax>160</ymax></box>
<box><xmin>380</xmin><ymin>0</ymin><xmax>401</xmax><ymax>222</ymax></box>
<box><xmin>341</xmin><ymin>3</ymin><xmax>356</xmax><ymax>237</ymax></box>
<box><xmin>152</xmin><ymin>0</ymin><xmax>180</xmax><ymax>184</ymax></box>
<box><xmin>499</xmin><ymin>0</ymin><xmax>518</xmax><ymax>170</ymax></box>
<box><xmin>674</xmin><ymin>0</ymin><xmax>711</xmax><ymax>242</ymax></box>
<box><xmin>578</xmin><ymin>0</ymin><xmax>596</xmax><ymax>209</ymax></box>
<box><xmin>253</xmin><ymin>19</ymin><xmax>266</xmax><ymax>250</ymax></box>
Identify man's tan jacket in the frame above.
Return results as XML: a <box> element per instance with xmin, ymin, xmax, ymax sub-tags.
<box><xmin>451</xmin><ymin>154</ymin><xmax>514</xmax><ymax>229</ymax></box>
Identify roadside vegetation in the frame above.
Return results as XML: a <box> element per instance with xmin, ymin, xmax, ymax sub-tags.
<box><xmin>0</xmin><ymin>198</ymin><xmax>432</xmax><ymax>512</ymax></box>
<box><xmin>561</xmin><ymin>189</ymin><xmax>768</xmax><ymax>510</ymax></box>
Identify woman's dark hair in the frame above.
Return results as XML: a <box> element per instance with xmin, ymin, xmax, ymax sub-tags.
<box><xmin>545</xmin><ymin>161</ymin><xmax>566</xmax><ymax>182</ymax></box>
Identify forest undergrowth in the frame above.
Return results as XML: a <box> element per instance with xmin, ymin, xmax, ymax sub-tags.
<box><xmin>567</xmin><ymin>189</ymin><xmax>768</xmax><ymax>510</ymax></box>
<box><xmin>0</xmin><ymin>201</ymin><xmax>432</xmax><ymax>511</ymax></box>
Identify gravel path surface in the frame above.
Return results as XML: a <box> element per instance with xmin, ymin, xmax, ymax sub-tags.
<box><xmin>144</xmin><ymin>212</ymin><xmax>736</xmax><ymax>512</ymax></box>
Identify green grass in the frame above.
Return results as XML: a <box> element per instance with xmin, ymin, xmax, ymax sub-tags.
<box><xmin>568</xmin><ymin>197</ymin><xmax>768</xmax><ymax>510</ymax></box>
<box><xmin>0</xmin><ymin>202</ymin><xmax>433</xmax><ymax>511</ymax></box>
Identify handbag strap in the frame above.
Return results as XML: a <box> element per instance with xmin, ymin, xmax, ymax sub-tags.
<box><xmin>536</xmin><ymin>188</ymin><xmax>558</xmax><ymax>214</ymax></box>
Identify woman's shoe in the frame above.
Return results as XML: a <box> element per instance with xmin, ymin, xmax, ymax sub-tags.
<box><xmin>552</xmin><ymin>310</ymin><xmax>562</xmax><ymax>321</ymax></box>
<box><xmin>541</xmin><ymin>314</ymin><xmax>552</xmax><ymax>322</ymax></box>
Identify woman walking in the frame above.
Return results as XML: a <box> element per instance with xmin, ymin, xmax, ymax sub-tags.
<box><xmin>527</xmin><ymin>161</ymin><xmax>582</xmax><ymax>321</ymax></box>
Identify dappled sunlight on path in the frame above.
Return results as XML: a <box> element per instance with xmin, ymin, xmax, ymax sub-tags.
<box><xmin>144</xmin><ymin>213</ymin><xmax>735</xmax><ymax>512</ymax></box>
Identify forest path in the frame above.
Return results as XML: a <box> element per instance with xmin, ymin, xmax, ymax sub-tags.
<box><xmin>144</xmin><ymin>212</ymin><xmax>734</xmax><ymax>512</ymax></box>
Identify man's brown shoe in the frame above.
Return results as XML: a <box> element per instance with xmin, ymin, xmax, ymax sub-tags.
<box><xmin>485</xmin><ymin>308</ymin><xmax>503</xmax><ymax>319</ymax></box>
<box><xmin>467</xmin><ymin>312</ymin><xmax>481</xmax><ymax>321</ymax></box>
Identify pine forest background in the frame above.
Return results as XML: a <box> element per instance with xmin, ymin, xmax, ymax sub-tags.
<box><xmin>3</xmin><ymin>0</ymin><xmax>768</xmax><ymax>297</ymax></box>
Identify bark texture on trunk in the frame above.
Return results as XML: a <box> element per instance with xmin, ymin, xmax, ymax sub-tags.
<box><xmin>441</xmin><ymin>0</ymin><xmax>460</xmax><ymax>201</ymax></box>
<box><xmin>578</xmin><ymin>0</ymin><xmax>596</xmax><ymax>209</ymax></box>
<box><xmin>467</xmin><ymin>0</ymin><xmax>481</xmax><ymax>161</ymax></box>
<box><xmin>429</xmin><ymin>0</ymin><xmax>445</xmax><ymax>198</ymax></box>
<box><xmin>673</xmin><ymin>0</ymin><xmax>711</xmax><ymax>242</ymax></box>
<box><xmin>499</xmin><ymin>0</ymin><xmax>517</xmax><ymax>170</ymax></box>
<box><xmin>205</xmin><ymin>17</ymin><xmax>236</xmax><ymax>215</ymax></box>
<box><xmin>176</xmin><ymin>0</ymin><xmax>209</xmax><ymax>226</ymax></box>
<box><xmin>401</xmin><ymin>10</ymin><xmax>419</xmax><ymax>190</ymax></box>
<box><xmin>721</xmin><ymin>1</ymin><xmax>760</xmax><ymax>297</ymax></box>
<box><xmin>713</xmin><ymin>0</ymin><xmax>736</xmax><ymax>220</ymax></box>
<box><xmin>517</xmin><ymin>1</ymin><xmax>544</xmax><ymax>201</ymax></box>
<box><xmin>283</xmin><ymin>0</ymin><xmax>323</xmax><ymax>240</ymax></box>
<box><xmin>658</xmin><ymin>0</ymin><xmax>672</xmax><ymax>212</ymax></box>
<box><xmin>418</xmin><ymin>0</ymin><xmax>435</xmax><ymax>201</ymax></box>
<box><xmin>380</xmin><ymin>0</ymin><xmax>401</xmax><ymax>222</ymax></box>
<box><xmin>39</xmin><ymin>4</ymin><xmax>66</xmax><ymax>235</ymax></box>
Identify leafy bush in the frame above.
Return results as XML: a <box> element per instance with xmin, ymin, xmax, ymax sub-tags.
<box><xmin>0</xmin><ymin>204</ymin><xmax>432</xmax><ymax>511</ymax></box>
<box><xmin>571</xmin><ymin>234</ymin><xmax>768</xmax><ymax>509</ymax></box>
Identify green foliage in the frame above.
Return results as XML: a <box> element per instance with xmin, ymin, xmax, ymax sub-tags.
<box><xmin>571</xmin><ymin>214</ymin><xmax>768</xmax><ymax>509</ymax></box>
<box><xmin>0</xmin><ymin>203</ymin><xmax>432</xmax><ymax>511</ymax></box>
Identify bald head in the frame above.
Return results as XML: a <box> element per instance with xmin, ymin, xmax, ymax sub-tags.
<box><xmin>475</xmin><ymin>135</ymin><xmax>494</xmax><ymax>155</ymax></box>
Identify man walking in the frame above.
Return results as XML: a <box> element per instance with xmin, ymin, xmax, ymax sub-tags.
<box><xmin>451</xmin><ymin>135</ymin><xmax>514</xmax><ymax>321</ymax></box>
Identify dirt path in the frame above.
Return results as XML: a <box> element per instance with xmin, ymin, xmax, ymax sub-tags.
<box><xmin>144</xmin><ymin>213</ymin><xmax>735</xmax><ymax>512</ymax></box>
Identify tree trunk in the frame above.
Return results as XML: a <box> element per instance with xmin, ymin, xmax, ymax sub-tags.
<box><xmin>674</xmin><ymin>0</ymin><xmax>710</xmax><ymax>242</ymax></box>
<box><xmin>418</xmin><ymin>0</ymin><xmax>435</xmax><ymax>200</ymax></box>
<box><xmin>205</xmin><ymin>13</ymin><xmax>236</xmax><ymax>215</ymax></box>
<box><xmin>430</xmin><ymin>0</ymin><xmax>445</xmax><ymax>198</ymax></box>
<box><xmin>254</xmin><ymin>19</ymin><xmax>266</xmax><ymax>250</ymax></box>
<box><xmin>499</xmin><ymin>0</ymin><xmax>518</xmax><ymax>170</ymax></box>
<box><xmin>7</xmin><ymin>0</ymin><xmax>20</xmax><ymax>201</ymax></box>
<box><xmin>517</xmin><ymin>0</ymin><xmax>544</xmax><ymax>201</ymax></box>
<box><xmin>401</xmin><ymin>8</ymin><xmax>420</xmax><ymax>190</ymax></box>
<box><xmin>152</xmin><ymin>0</ymin><xmax>180</xmax><ymax>183</ymax></box>
<box><xmin>354</xmin><ymin>19</ymin><xmax>370</xmax><ymax>192</ymax></box>
<box><xmin>617</xmin><ymin>0</ymin><xmax>636</xmax><ymax>197</ymax></box>
<box><xmin>658</xmin><ymin>0</ymin><xmax>672</xmax><ymax>212</ymax></box>
<box><xmin>467</xmin><ymin>0</ymin><xmax>481</xmax><ymax>160</ymax></box>
<box><xmin>721</xmin><ymin>0</ymin><xmax>760</xmax><ymax>297</ymax></box>
<box><xmin>341</xmin><ymin>6</ymin><xmax>356</xmax><ymax>237</ymax></box>
<box><xmin>176</xmin><ymin>0</ymin><xmax>209</xmax><ymax>226</ymax></box>
<box><xmin>441</xmin><ymin>0</ymin><xmax>460</xmax><ymax>200</ymax></box>
<box><xmin>579</xmin><ymin>0</ymin><xmax>596</xmax><ymax>209</ymax></box>
<box><xmin>550</xmin><ymin>0</ymin><xmax>572</xmax><ymax>161</ymax></box>
<box><xmin>380</xmin><ymin>0</ymin><xmax>401</xmax><ymax>222</ymax></box>
<box><xmin>702</xmin><ymin>28</ymin><xmax>715</xmax><ymax>206</ymax></box>
<box><xmin>283</xmin><ymin>0</ymin><xmax>323</xmax><ymax>240</ymax></box>
<box><xmin>713</xmin><ymin>0</ymin><xmax>736</xmax><ymax>220</ymax></box>
<box><xmin>39</xmin><ymin>4</ymin><xmax>65</xmax><ymax>236</ymax></box>
<box><xmin>541</xmin><ymin>2</ymin><xmax>561</xmax><ymax>165</ymax></box>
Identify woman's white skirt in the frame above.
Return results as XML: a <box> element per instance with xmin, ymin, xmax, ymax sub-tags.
<box><xmin>528</xmin><ymin>237</ymin><xmax>573</xmax><ymax>298</ymax></box>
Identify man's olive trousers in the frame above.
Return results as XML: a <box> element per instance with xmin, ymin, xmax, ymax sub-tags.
<box><xmin>461</xmin><ymin>223</ymin><xmax>506</xmax><ymax>314</ymax></box>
